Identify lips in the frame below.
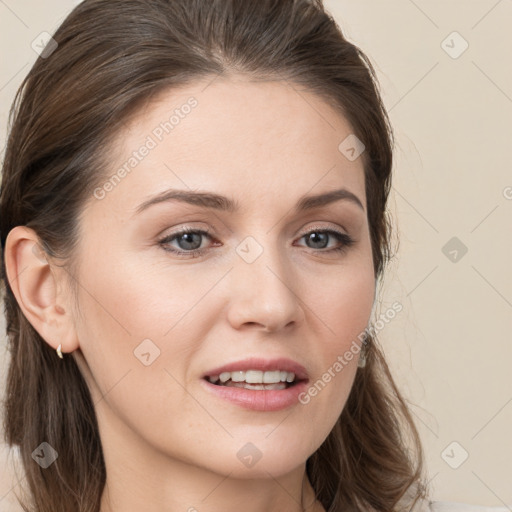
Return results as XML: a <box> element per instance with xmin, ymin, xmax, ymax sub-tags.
<box><xmin>200</xmin><ymin>357</ymin><xmax>310</xmax><ymax>411</ymax></box>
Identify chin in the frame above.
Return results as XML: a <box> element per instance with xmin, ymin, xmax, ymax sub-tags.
<box><xmin>208</xmin><ymin>436</ymin><xmax>314</xmax><ymax>479</ymax></box>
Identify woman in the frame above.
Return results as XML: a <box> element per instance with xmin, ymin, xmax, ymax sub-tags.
<box><xmin>0</xmin><ymin>1</ymin><xmax>504</xmax><ymax>511</ymax></box>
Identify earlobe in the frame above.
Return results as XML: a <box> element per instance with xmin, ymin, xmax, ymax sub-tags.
<box><xmin>4</xmin><ymin>226</ymin><xmax>79</xmax><ymax>355</ymax></box>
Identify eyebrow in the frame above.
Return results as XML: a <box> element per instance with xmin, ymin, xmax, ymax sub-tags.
<box><xmin>133</xmin><ymin>186</ymin><xmax>365</xmax><ymax>217</ymax></box>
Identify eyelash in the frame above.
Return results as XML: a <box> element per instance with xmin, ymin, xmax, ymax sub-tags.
<box><xmin>157</xmin><ymin>226</ymin><xmax>355</xmax><ymax>258</ymax></box>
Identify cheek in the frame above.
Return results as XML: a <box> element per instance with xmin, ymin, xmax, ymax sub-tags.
<box><xmin>71</xmin><ymin>255</ymin><xmax>178</xmax><ymax>393</ymax></box>
<box><xmin>328</xmin><ymin>270</ymin><xmax>374</xmax><ymax>348</ymax></box>
<box><xmin>309</xmin><ymin>257</ymin><xmax>375</xmax><ymax>354</ymax></box>
<box><xmin>299</xmin><ymin>260</ymin><xmax>374</xmax><ymax>423</ymax></box>
<box><xmin>75</xmin><ymin>251</ymin><xmax>199</xmax><ymax>345</ymax></box>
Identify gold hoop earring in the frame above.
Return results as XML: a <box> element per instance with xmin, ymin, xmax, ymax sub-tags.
<box><xmin>56</xmin><ymin>344</ymin><xmax>64</xmax><ymax>359</ymax></box>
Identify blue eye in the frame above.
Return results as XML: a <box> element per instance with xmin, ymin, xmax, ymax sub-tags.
<box><xmin>157</xmin><ymin>227</ymin><xmax>354</xmax><ymax>258</ymax></box>
<box><xmin>297</xmin><ymin>229</ymin><xmax>354</xmax><ymax>254</ymax></box>
<box><xmin>158</xmin><ymin>227</ymin><xmax>213</xmax><ymax>258</ymax></box>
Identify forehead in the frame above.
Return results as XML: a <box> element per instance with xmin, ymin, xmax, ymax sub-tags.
<box><xmin>91</xmin><ymin>77</ymin><xmax>366</xmax><ymax>220</ymax></box>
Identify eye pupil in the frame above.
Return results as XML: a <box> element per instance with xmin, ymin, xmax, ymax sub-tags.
<box><xmin>178</xmin><ymin>232</ymin><xmax>202</xmax><ymax>250</ymax></box>
<box><xmin>307</xmin><ymin>232</ymin><xmax>328</xmax><ymax>249</ymax></box>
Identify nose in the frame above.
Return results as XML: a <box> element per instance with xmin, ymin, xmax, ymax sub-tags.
<box><xmin>226</xmin><ymin>240</ymin><xmax>305</xmax><ymax>333</ymax></box>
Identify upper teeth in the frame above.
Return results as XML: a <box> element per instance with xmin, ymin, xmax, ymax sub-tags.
<box><xmin>208</xmin><ymin>370</ymin><xmax>295</xmax><ymax>384</ymax></box>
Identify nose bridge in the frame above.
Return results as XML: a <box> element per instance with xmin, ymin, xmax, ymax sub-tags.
<box><xmin>227</xmin><ymin>233</ymin><xmax>303</xmax><ymax>330</ymax></box>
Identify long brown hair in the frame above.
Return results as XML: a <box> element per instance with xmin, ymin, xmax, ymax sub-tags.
<box><xmin>0</xmin><ymin>0</ymin><xmax>431</xmax><ymax>510</ymax></box>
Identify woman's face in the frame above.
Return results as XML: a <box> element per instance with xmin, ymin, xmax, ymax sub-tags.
<box><xmin>70</xmin><ymin>77</ymin><xmax>376</xmax><ymax>478</ymax></box>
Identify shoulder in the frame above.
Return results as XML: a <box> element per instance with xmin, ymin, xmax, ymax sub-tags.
<box><xmin>429</xmin><ymin>501</ymin><xmax>510</xmax><ymax>512</ymax></box>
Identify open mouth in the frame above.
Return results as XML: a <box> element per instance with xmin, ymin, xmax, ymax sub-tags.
<box><xmin>204</xmin><ymin>370</ymin><xmax>300</xmax><ymax>391</ymax></box>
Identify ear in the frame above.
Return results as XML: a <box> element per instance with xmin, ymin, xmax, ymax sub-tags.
<box><xmin>4</xmin><ymin>226</ymin><xmax>80</xmax><ymax>356</ymax></box>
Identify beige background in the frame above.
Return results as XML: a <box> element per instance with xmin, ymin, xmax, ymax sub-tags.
<box><xmin>1</xmin><ymin>0</ymin><xmax>511</xmax><ymax>510</ymax></box>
